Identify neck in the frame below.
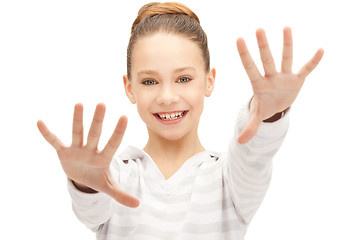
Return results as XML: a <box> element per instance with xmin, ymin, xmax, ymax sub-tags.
<box><xmin>143</xmin><ymin>129</ymin><xmax>205</xmax><ymax>165</ymax></box>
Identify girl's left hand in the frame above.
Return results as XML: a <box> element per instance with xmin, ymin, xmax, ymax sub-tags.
<box><xmin>236</xmin><ymin>27</ymin><xmax>324</xmax><ymax>144</ymax></box>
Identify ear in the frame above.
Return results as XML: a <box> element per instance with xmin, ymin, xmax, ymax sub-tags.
<box><xmin>205</xmin><ymin>67</ymin><xmax>216</xmax><ymax>97</ymax></box>
<box><xmin>123</xmin><ymin>75</ymin><xmax>136</xmax><ymax>104</ymax></box>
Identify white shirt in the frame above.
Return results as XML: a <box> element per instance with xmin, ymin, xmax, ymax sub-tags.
<box><xmin>68</xmin><ymin>106</ymin><xmax>289</xmax><ymax>239</ymax></box>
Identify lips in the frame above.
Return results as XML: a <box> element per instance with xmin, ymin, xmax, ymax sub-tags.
<box><xmin>153</xmin><ymin>110</ymin><xmax>188</xmax><ymax>123</ymax></box>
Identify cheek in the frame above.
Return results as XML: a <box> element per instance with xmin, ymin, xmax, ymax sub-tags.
<box><xmin>133</xmin><ymin>88</ymin><xmax>153</xmax><ymax>103</ymax></box>
<box><xmin>183</xmin><ymin>87</ymin><xmax>205</xmax><ymax>112</ymax></box>
<box><xmin>134</xmin><ymin>90</ymin><xmax>153</xmax><ymax>117</ymax></box>
<box><xmin>136</xmin><ymin>102</ymin><xmax>153</xmax><ymax>127</ymax></box>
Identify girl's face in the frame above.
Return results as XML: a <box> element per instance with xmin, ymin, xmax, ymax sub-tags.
<box><xmin>124</xmin><ymin>32</ymin><xmax>215</xmax><ymax>141</ymax></box>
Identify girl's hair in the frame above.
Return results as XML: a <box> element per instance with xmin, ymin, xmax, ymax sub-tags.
<box><xmin>127</xmin><ymin>2</ymin><xmax>210</xmax><ymax>78</ymax></box>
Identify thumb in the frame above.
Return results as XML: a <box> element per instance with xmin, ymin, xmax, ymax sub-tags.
<box><xmin>237</xmin><ymin>115</ymin><xmax>262</xmax><ymax>144</ymax></box>
<box><xmin>102</xmin><ymin>172</ymin><xmax>140</xmax><ymax>208</ymax></box>
<box><xmin>110</xmin><ymin>186</ymin><xmax>140</xmax><ymax>208</ymax></box>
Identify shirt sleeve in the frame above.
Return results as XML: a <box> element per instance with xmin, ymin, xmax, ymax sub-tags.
<box><xmin>67</xmin><ymin>165</ymin><xmax>118</xmax><ymax>231</ymax></box>
<box><xmin>224</xmin><ymin>104</ymin><xmax>289</xmax><ymax>227</ymax></box>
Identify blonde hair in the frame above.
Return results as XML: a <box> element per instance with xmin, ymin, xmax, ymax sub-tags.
<box><xmin>127</xmin><ymin>2</ymin><xmax>210</xmax><ymax>78</ymax></box>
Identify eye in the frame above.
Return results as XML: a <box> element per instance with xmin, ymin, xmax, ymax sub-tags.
<box><xmin>142</xmin><ymin>79</ymin><xmax>157</xmax><ymax>85</ymax></box>
<box><xmin>177</xmin><ymin>77</ymin><xmax>191</xmax><ymax>83</ymax></box>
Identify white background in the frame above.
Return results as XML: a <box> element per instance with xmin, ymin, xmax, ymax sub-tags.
<box><xmin>1</xmin><ymin>0</ymin><xmax>359</xmax><ymax>239</ymax></box>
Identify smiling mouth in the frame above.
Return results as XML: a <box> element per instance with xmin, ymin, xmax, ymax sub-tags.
<box><xmin>154</xmin><ymin>110</ymin><xmax>188</xmax><ymax>121</ymax></box>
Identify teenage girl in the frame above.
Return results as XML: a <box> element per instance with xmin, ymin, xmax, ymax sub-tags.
<box><xmin>37</xmin><ymin>2</ymin><xmax>323</xmax><ymax>239</ymax></box>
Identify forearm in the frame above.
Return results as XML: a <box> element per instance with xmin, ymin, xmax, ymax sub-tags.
<box><xmin>67</xmin><ymin>164</ymin><xmax>120</xmax><ymax>230</ymax></box>
<box><xmin>68</xmin><ymin>179</ymin><xmax>114</xmax><ymax>231</ymax></box>
<box><xmin>225</xmin><ymin>105</ymin><xmax>289</xmax><ymax>225</ymax></box>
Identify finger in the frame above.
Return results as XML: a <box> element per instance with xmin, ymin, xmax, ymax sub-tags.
<box><xmin>236</xmin><ymin>37</ymin><xmax>262</xmax><ymax>82</ymax></box>
<box><xmin>103</xmin><ymin>172</ymin><xmax>140</xmax><ymax>208</ymax></box>
<box><xmin>37</xmin><ymin>120</ymin><xmax>66</xmax><ymax>151</ymax></box>
<box><xmin>237</xmin><ymin>115</ymin><xmax>262</xmax><ymax>144</ymax></box>
<box><xmin>72</xmin><ymin>103</ymin><xmax>84</xmax><ymax>147</ymax></box>
<box><xmin>256</xmin><ymin>28</ymin><xmax>277</xmax><ymax>77</ymax></box>
<box><xmin>102</xmin><ymin>116</ymin><xmax>128</xmax><ymax>159</ymax></box>
<box><xmin>86</xmin><ymin>103</ymin><xmax>106</xmax><ymax>150</ymax></box>
<box><xmin>297</xmin><ymin>48</ymin><xmax>324</xmax><ymax>79</ymax></box>
<box><xmin>281</xmin><ymin>27</ymin><xmax>293</xmax><ymax>73</ymax></box>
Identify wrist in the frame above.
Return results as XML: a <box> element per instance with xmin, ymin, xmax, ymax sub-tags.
<box><xmin>72</xmin><ymin>180</ymin><xmax>98</xmax><ymax>193</ymax></box>
<box><xmin>263</xmin><ymin>107</ymin><xmax>290</xmax><ymax>123</ymax></box>
<box><xmin>248</xmin><ymin>96</ymin><xmax>290</xmax><ymax>123</ymax></box>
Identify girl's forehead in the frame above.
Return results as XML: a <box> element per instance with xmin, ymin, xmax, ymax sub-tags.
<box><xmin>131</xmin><ymin>32</ymin><xmax>204</xmax><ymax>74</ymax></box>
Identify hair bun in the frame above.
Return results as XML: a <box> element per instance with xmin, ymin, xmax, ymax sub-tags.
<box><xmin>131</xmin><ymin>2</ymin><xmax>200</xmax><ymax>33</ymax></box>
<box><xmin>127</xmin><ymin>2</ymin><xmax>209</xmax><ymax>76</ymax></box>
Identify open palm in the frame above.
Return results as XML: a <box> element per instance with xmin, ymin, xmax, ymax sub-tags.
<box><xmin>237</xmin><ymin>27</ymin><xmax>324</xmax><ymax>144</ymax></box>
<box><xmin>37</xmin><ymin>103</ymin><xmax>139</xmax><ymax>208</ymax></box>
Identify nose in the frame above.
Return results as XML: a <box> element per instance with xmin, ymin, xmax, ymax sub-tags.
<box><xmin>156</xmin><ymin>84</ymin><xmax>180</xmax><ymax>106</ymax></box>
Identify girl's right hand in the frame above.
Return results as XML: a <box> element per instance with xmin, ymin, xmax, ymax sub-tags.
<box><xmin>37</xmin><ymin>103</ymin><xmax>140</xmax><ymax>208</ymax></box>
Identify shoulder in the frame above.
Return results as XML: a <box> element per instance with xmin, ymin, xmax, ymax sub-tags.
<box><xmin>201</xmin><ymin>150</ymin><xmax>228</xmax><ymax>169</ymax></box>
<box><xmin>111</xmin><ymin>145</ymin><xmax>147</xmax><ymax>169</ymax></box>
<box><xmin>117</xmin><ymin>145</ymin><xmax>147</xmax><ymax>161</ymax></box>
<box><xmin>208</xmin><ymin>150</ymin><xmax>221</xmax><ymax>161</ymax></box>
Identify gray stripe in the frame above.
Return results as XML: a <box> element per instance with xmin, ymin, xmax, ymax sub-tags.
<box><xmin>197</xmin><ymin>162</ymin><xmax>223</xmax><ymax>176</ymax></box>
<box><xmin>227</xmin><ymin>149</ymin><xmax>272</xmax><ymax>172</ymax></box>
<box><xmin>142</xmin><ymin>163</ymin><xmax>222</xmax><ymax>187</ymax></box>
<box><xmin>114</xmin><ymin>197</ymin><xmax>235</xmax><ymax>222</ymax></box>
<box><xmin>111</xmin><ymin>206</ymin><xmax>182</xmax><ymax>223</ymax></box>
<box><xmin>243</xmin><ymin>141</ymin><xmax>285</xmax><ymax>159</ymax></box>
<box><xmin>140</xmin><ymin>205</ymin><xmax>188</xmax><ymax>222</ymax></box>
<box><xmin>228</xmin><ymin>135</ymin><xmax>284</xmax><ymax>163</ymax></box>
<box><xmin>226</xmin><ymin>170</ymin><xmax>271</xmax><ymax>196</ymax></box>
<box><xmin>139</xmin><ymin>177</ymin><xmax>227</xmax><ymax>204</ymax></box>
<box><xmin>192</xmin><ymin>177</ymin><xmax>224</xmax><ymax>194</ymax></box>
<box><xmin>182</xmin><ymin>219</ymin><xmax>241</xmax><ymax>234</ymax></box>
<box><xmin>250</xmin><ymin>131</ymin><xmax>288</xmax><ymax>148</ymax></box>
<box><xmin>147</xmin><ymin>191</ymin><xmax>192</xmax><ymax>204</ymax></box>
<box><xmin>120</xmin><ymin>177</ymin><xmax>227</xmax><ymax>208</ymax></box>
<box><xmin>226</xmin><ymin>162</ymin><xmax>272</xmax><ymax>188</ymax></box>
<box><xmin>106</xmin><ymin>220</ymin><xmax>241</xmax><ymax>238</ymax></box>
<box><xmin>189</xmin><ymin>197</ymin><xmax>234</xmax><ymax>213</ymax></box>
<box><xmin>107</xmin><ymin>224</ymin><xmax>179</xmax><ymax>239</ymax></box>
<box><xmin>144</xmin><ymin>174</ymin><xmax>197</xmax><ymax>186</ymax></box>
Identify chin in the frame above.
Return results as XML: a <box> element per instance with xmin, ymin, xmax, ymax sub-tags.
<box><xmin>159</xmin><ymin>132</ymin><xmax>188</xmax><ymax>142</ymax></box>
<box><xmin>148</xmin><ymin>127</ymin><xmax>191</xmax><ymax>142</ymax></box>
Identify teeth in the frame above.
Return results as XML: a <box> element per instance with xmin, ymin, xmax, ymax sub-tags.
<box><xmin>158</xmin><ymin>111</ymin><xmax>185</xmax><ymax>120</ymax></box>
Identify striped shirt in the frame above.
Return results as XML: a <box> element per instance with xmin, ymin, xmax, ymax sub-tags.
<box><xmin>68</xmin><ymin>106</ymin><xmax>289</xmax><ymax>239</ymax></box>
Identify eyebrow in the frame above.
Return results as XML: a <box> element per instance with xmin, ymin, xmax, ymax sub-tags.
<box><xmin>136</xmin><ymin>66</ymin><xmax>196</xmax><ymax>77</ymax></box>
